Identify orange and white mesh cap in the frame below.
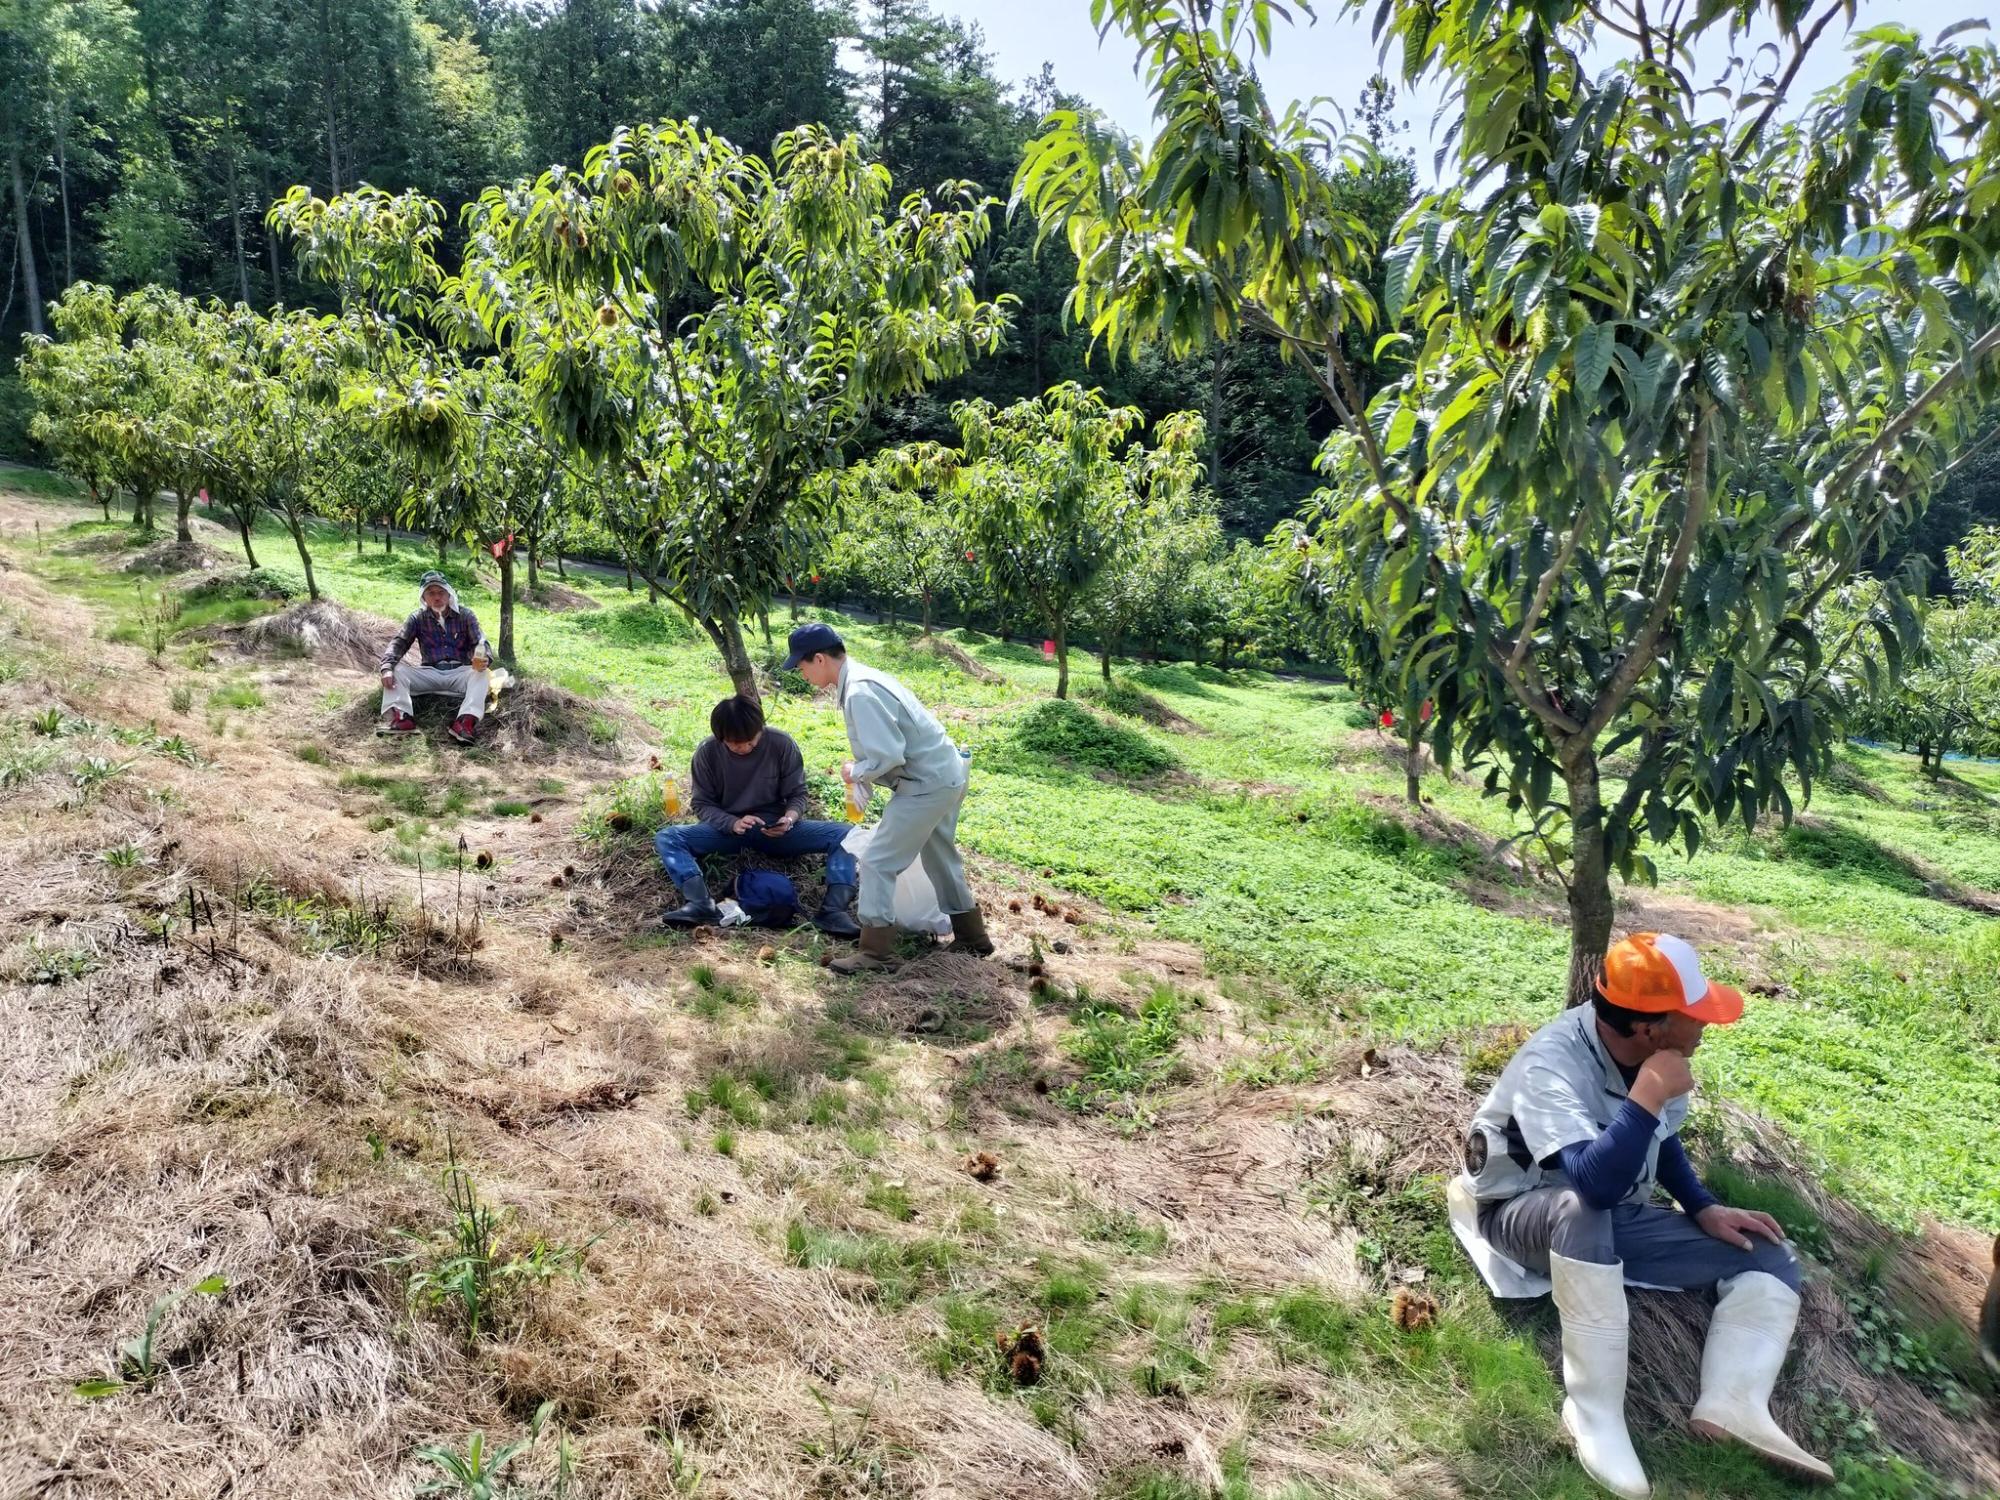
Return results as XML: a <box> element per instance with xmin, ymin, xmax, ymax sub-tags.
<box><xmin>1596</xmin><ymin>932</ymin><xmax>1744</xmax><ymax>1024</ymax></box>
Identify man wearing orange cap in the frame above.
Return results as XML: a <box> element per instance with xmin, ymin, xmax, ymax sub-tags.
<box><xmin>1448</xmin><ymin>932</ymin><xmax>1831</xmax><ymax>1499</ymax></box>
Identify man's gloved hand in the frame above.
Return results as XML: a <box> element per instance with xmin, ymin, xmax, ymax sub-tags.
<box><xmin>1695</xmin><ymin>1204</ymin><xmax>1786</xmax><ymax>1249</ymax></box>
<box><xmin>1629</xmin><ymin>1047</ymin><xmax>1695</xmax><ymax>1115</ymax></box>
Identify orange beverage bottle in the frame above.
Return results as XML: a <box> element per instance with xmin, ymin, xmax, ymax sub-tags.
<box><xmin>662</xmin><ymin>771</ymin><xmax>683</xmax><ymax>818</ymax></box>
<box><xmin>844</xmin><ymin>780</ymin><xmax>866</xmax><ymax>822</ymax></box>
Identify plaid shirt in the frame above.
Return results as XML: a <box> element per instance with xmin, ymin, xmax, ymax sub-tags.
<box><xmin>381</xmin><ymin>606</ymin><xmax>486</xmax><ymax>672</ymax></box>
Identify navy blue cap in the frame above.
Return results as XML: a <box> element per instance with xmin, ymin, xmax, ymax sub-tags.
<box><xmin>782</xmin><ymin>621</ymin><xmax>844</xmax><ymax>671</ymax></box>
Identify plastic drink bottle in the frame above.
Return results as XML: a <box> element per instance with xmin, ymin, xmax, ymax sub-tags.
<box><xmin>662</xmin><ymin>771</ymin><xmax>683</xmax><ymax>817</ymax></box>
<box><xmin>844</xmin><ymin>780</ymin><xmax>866</xmax><ymax>822</ymax></box>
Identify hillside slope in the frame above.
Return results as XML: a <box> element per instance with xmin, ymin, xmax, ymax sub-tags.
<box><xmin>1</xmin><ymin>479</ymin><xmax>1995</xmax><ymax>1500</ymax></box>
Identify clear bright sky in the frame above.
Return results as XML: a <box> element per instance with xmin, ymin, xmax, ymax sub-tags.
<box><xmin>938</xmin><ymin>0</ymin><xmax>1989</xmax><ymax>177</ymax></box>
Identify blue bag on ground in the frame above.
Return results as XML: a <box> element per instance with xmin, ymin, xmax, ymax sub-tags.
<box><xmin>734</xmin><ymin>869</ymin><xmax>798</xmax><ymax>927</ymax></box>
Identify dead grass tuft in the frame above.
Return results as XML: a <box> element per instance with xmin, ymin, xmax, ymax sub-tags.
<box><xmin>910</xmin><ymin>632</ymin><xmax>1003</xmax><ymax>681</ymax></box>
<box><xmin>123</xmin><ymin>536</ymin><xmax>232</xmax><ymax>576</ymax></box>
<box><xmin>232</xmin><ymin>598</ymin><xmax>399</xmax><ymax>670</ymax></box>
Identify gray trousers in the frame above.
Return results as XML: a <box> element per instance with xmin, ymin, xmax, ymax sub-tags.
<box><xmin>859</xmin><ymin>778</ymin><xmax>973</xmax><ymax>928</ymax></box>
<box><xmin>1479</xmin><ymin>1187</ymin><xmax>1801</xmax><ymax>1294</ymax></box>
<box><xmin>381</xmin><ymin>662</ymin><xmax>488</xmax><ymax>720</ymax></box>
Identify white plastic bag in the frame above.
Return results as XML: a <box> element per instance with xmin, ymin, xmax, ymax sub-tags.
<box><xmin>839</xmin><ymin>823</ymin><xmax>950</xmax><ymax>936</ymax></box>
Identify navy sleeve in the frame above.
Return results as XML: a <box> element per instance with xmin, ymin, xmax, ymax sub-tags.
<box><xmin>1654</xmin><ymin>1134</ymin><xmax>1718</xmax><ymax>1216</ymax></box>
<box><xmin>1554</xmin><ymin>1099</ymin><xmax>1661</xmax><ymax>1210</ymax></box>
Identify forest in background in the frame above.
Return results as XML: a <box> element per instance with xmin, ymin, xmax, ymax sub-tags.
<box><xmin>0</xmin><ymin>0</ymin><xmax>1426</xmax><ymax>540</ymax></box>
<box><xmin>2</xmin><ymin>0</ymin><xmax>1996</xmax><ymax>566</ymax></box>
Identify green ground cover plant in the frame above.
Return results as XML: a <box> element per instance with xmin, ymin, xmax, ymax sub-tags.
<box><xmin>18</xmin><ymin>502</ymin><xmax>2000</xmax><ymax>1234</ymax></box>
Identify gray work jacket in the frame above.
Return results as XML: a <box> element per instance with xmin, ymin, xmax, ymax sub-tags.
<box><xmin>837</xmin><ymin>659</ymin><xmax>966</xmax><ymax>795</ymax></box>
<box><xmin>1463</xmin><ymin>1005</ymin><xmax>1689</xmax><ymax>1207</ymax></box>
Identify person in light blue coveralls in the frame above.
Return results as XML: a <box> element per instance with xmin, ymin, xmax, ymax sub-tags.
<box><xmin>656</xmin><ymin>694</ymin><xmax>861</xmax><ymax>938</ymax></box>
<box><xmin>1449</xmin><ymin>932</ymin><xmax>1832</xmax><ymax>1499</ymax></box>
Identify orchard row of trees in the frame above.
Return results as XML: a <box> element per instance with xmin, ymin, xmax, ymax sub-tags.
<box><xmin>17</xmin><ymin>0</ymin><xmax>2000</xmax><ymax>1002</ymax></box>
<box><xmin>1</xmin><ymin>0</ymin><xmax>1407</xmax><ymax>538</ymax></box>
<box><xmin>19</xmin><ymin>128</ymin><xmax>1311</xmax><ymax>696</ymax></box>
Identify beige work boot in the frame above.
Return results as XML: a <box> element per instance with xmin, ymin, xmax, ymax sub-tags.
<box><xmin>947</xmin><ymin>907</ymin><xmax>994</xmax><ymax>956</ymax></box>
<box><xmin>1550</xmin><ymin>1252</ymin><xmax>1652</xmax><ymax>1500</ymax></box>
<box><xmin>1690</xmin><ymin>1272</ymin><xmax>1834</xmax><ymax>1483</ymax></box>
<box><xmin>830</xmin><ymin>924</ymin><xmax>897</xmax><ymax>975</ymax></box>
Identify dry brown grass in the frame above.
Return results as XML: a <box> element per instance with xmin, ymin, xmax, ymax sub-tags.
<box><xmin>232</xmin><ymin>598</ymin><xmax>399</xmax><ymax>671</ymax></box>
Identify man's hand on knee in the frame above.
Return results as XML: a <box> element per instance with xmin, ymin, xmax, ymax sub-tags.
<box><xmin>1695</xmin><ymin>1204</ymin><xmax>1785</xmax><ymax>1250</ymax></box>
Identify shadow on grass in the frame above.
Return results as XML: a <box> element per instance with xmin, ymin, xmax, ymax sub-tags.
<box><xmin>1779</xmin><ymin>818</ymin><xmax>2000</xmax><ymax>914</ymax></box>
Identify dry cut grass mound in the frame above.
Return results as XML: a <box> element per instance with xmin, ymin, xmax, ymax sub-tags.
<box><xmin>911</xmin><ymin>632</ymin><xmax>1003</xmax><ymax>682</ymax></box>
<box><xmin>521</xmin><ymin>581</ymin><xmax>599</xmax><ymax>613</ymax></box>
<box><xmin>325</xmin><ymin>672</ymin><xmax>651</xmax><ymax>763</ymax></box>
<box><xmin>123</xmin><ymin>536</ymin><xmax>234</xmax><ymax>576</ymax></box>
<box><xmin>233</xmin><ymin>598</ymin><xmax>400</xmax><ymax>671</ymax></box>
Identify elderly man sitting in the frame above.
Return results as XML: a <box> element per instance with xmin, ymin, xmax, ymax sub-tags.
<box><xmin>379</xmin><ymin>571</ymin><xmax>490</xmax><ymax>745</ymax></box>
<box><xmin>1448</xmin><ymin>932</ymin><xmax>1831</xmax><ymax>1499</ymax></box>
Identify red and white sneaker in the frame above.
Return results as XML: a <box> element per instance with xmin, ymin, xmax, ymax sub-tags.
<box><xmin>380</xmin><ymin>709</ymin><xmax>418</xmax><ymax>736</ymax></box>
<box><xmin>447</xmin><ymin>714</ymin><xmax>479</xmax><ymax>745</ymax></box>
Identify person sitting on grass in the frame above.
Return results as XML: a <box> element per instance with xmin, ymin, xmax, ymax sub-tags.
<box><xmin>1449</xmin><ymin>932</ymin><xmax>1831</xmax><ymax>1500</ymax></box>
<box><xmin>379</xmin><ymin>571</ymin><xmax>490</xmax><ymax>745</ymax></box>
<box><xmin>657</xmin><ymin>693</ymin><xmax>861</xmax><ymax>938</ymax></box>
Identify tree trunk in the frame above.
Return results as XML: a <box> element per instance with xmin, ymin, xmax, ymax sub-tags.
<box><xmin>318</xmin><ymin>0</ymin><xmax>344</xmax><ymax>191</ymax></box>
<box><xmin>383</xmin><ymin>519</ymin><xmax>392</xmax><ymax>553</ymax></box>
<box><xmin>285</xmin><ymin>502</ymin><xmax>320</xmax><ymax>600</ymax></box>
<box><xmin>527</xmin><ymin>534</ymin><xmax>540</xmax><ymax>593</ymax></box>
<box><xmin>175</xmin><ymin>486</ymin><xmax>194</xmax><ymax>546</ymax></box>
<box><xmin>1562</xmin><ymin>751</ymin><xmax>1616</xmax><ymax>1009</ymax></box>
<box><xmin>226</xmin><ymin>130</ymin><xmax>252</xmax><ymax>305</ymax></box>
<box><xmin>707</xmin><ymin>611</ymin><xmax>758</xmax><ymax>699</ymax></box>
<box><xmin>236</xmin><ymin>513</ymin><xmax>260</xmax><ymax>569</ymax></box>
<box><xmin>258</xmin><ymin>161</ymin><xmax>283</xmax><ymax>303</ymax></box>
<box><xmin>9</xmin><ymin>140</ymin><xmax>45</xmax><ymax>337</ymax></box>
<box><xmin>759</xmin><ymin>609</ymin><xmax>772</xmax><ymax>650</ymax></box>
<box><xmin>92</xmin><ymin>481</ymin><xmax>108</xmax><ymax>522</ymax></box>
<box><xmin>555</xmin><ymin>549</ymin><xmax>567</xmax><ymax>580</ymax></box>
<box><xmin>131</xmin><ymin>487</ymin><xmax>153</xmax><ymax>533</ymax></box>
<box><xmin>1405</xmin><ymin>723</ymin><xmax>1422</xmax><ymax>806</ymax></box>
<box><xmin>1054</xmin><ymin>621</ymin><xmax>1070</xmax><ymax>700</ymax></box>
<box><xmin>624</xmin><ymin>556</ymin><xmax>634</xmax><ymax>592</ymax></box>
<box><xmin>55</xmin><ymin>116</ymin><xmax>73</xmax><ymax>288</ymax></box>
<box><xmin>496</xmin><ymin>547</ymin><xmax>516</xmax><ymax>667</ymax></box>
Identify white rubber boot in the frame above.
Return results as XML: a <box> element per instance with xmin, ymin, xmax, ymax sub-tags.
<box><xmin>1550</xmin><ymin>1252</ymin><xmax>1652</xmax><ymax>1500</ymax></box>
<box><xmin>1690</xmin><ymin>1271</ymin><xmax>1835</xmax><ymax>1483</ymax></box>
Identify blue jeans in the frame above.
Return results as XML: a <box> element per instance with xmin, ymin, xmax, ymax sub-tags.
<box><xmin>653</xmin><ymin>819</ymin><xmax>858</xmax><ymax>890</ymax></box>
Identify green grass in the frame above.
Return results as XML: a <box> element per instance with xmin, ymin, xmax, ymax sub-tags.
<box><xmin>207</xmin><ymin>680</ymin><xmax>265</xmax><ymax>711</ymax></box>
<box><xmin>9</xmin><ymin>491</ymin><xmax>2000</xmax><ymax>1237</ymax></box>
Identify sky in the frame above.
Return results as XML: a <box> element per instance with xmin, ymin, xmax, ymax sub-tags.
<box><xmin>936</xmin><ymin>0</ymin><xmax>1989</xmax><ymax>176</ymax></box>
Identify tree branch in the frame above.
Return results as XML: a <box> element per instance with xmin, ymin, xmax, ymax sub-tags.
<box><xmin>1511</xmin><ymin>505</ymin><xmax>1590</xmax><ymax>672</ymax></box>
<box><xmin>1823</xmin><ymin>322</ymin><xmax>2000</xmax><ymax>503</ymax></box>
<box><xmin>1731</xmin><ymin>0</ymin><xmax>1849</xmax><ymax>161</ymax></box>
<box><xmin>1489</xmin><ymin>640</ymin><xmax>1587</xmax><ymax>736</ymax></box>
<box><xmin>1583</xmin><ymin>399</ymin><xmax>1714</xmax><ymax>741</ymax></box>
